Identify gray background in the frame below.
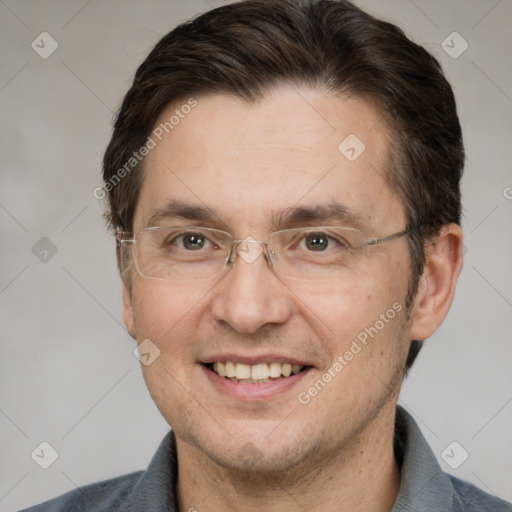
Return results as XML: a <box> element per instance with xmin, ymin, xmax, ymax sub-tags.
<box><xmin>1</xmin><ymin>0</ymin><xmax>511</xmax><ymax>510</ymax></box>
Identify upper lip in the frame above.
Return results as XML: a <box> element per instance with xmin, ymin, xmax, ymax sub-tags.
<box><xmin>201</xmin><ymin>353</ymin><xmax>313</xmax><ymax>367</ymax></box>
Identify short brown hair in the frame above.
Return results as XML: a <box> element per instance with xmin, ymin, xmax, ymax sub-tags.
<box><xmin>103</xmin><ymin>0</ymin><xmax>464</xmax><ymax>370</ymax></box>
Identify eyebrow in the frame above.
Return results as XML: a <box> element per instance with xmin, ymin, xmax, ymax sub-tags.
<box><xmin>273</xmin><ymin>203</ymin><xmax>363</xmax><ymax>230</ymax></box>
<box><xmin>145</xmin><ymin>200</ymin><xmax>220</xmax><ymax>227</ymax></box>
<box><xmin>145</xmin><ymin>199</ymin><xmax>363</xmax><ymax>231</ymax></box>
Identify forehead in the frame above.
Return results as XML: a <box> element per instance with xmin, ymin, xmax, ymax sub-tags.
<box><xmin>134</xmin><ymin>86</ymin><xmax>405</xmax><ymax>234</ymax></box>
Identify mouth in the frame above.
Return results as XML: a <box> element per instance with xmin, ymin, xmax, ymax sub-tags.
<box><xmin>204</xmin><ymin>361</ymin><xmax>309</xmax><ymax>383</ymax></box>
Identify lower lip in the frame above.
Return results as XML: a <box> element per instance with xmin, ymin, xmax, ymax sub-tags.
<box><xmin>201</xmin><ymin>365</ymin><xmax>312</xmax><ymax>401</ymax></box>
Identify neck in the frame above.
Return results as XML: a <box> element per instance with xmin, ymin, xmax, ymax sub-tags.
<box><xmin>176</xmin><ymin>404</ymin><xmax>401</xmax><ymax>512</ymax></box>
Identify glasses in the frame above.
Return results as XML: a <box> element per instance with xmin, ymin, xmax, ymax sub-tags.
<box><xmin>117</xmin><ymin>225</ymin><xmax>414</xmax><ymax>281</ymax></box>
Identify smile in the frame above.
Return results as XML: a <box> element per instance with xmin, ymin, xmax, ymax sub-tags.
<box><xmin>207</xmin><ymin>361</ymin><xmax>306</xmax><ymax>383</ymax></box>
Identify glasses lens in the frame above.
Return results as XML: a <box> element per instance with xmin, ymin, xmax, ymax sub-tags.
<box><xmin>134</xmin><ymin>227</ymin><xmax>231</xmax><ymax>280</ymax></box>
<box><xmin>269</xmin><ymin>227</ymin><xmax>365</xmax><ymax>278</ymax></box>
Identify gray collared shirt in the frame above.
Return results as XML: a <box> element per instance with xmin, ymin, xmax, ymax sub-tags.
<box><xmin>20</xmin><ymin>407</ymin><xmax>512</xmax><ymax>511</ymax></box>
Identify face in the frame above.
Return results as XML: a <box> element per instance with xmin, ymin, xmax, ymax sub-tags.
<box><xmin>123</xmin><ymin>86</ymin><xmax>415</xmax><ymax>473</ymax></box>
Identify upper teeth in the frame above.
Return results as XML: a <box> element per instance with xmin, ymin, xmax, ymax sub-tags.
<box><xmin>212</xmin><ymin>362</ymin><xmax>303</xmax><ymax>381</ymax></box>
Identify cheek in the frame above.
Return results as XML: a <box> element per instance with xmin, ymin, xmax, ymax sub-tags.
<box><xmin>129</xmin><ymin>276</ymin><xmax>229</xmax><ymax>357</ymax></box>
<box><xmin>130</xmin><ymin>279</ymin><xmax>205</xmax><ymax>346</ymax></box>
<box><xmin>285</xmin><ymin>265</ymin><xmax>404</xmax><ymax>334</ymax></box>
<box><xmin>129</xmin><ymin>279</ymin><xmax>213</xmax><ymax>420</ymax></box>
<box><xmin>302</xmin><ymin>263</ymin><xmax>410</xmax><ymax>366</ymax></box>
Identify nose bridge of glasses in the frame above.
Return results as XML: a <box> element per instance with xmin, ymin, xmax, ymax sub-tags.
<box><xmin>227</xmin><ymin>238</ymin><xmax>271</xmax><ymax>266</ymax></box>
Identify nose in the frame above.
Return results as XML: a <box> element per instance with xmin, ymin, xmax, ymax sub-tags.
<box><xmin>210</xmin><ymin>242</ymin><xmax>292</xmax><ymax>334</ymax></box>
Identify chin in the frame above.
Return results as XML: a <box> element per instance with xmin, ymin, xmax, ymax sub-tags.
<box><xmin>207</xmin><ymin>443</ymin><xmax>311</xmax><ymax>475</ymax></box>
<box><xmin>190</xmin><ymin>421</ymin><xmax>321</xmax><ymax>475</ymax></box>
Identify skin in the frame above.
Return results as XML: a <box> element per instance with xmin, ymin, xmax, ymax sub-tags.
<box><xmin>122</xmin><ymin>86</ymin><xmax>463</xmax><ymax>511</ymax></box>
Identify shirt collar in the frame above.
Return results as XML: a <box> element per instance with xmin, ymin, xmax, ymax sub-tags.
<box><xmin>129</xmin><ymin>430</ymin><xmax>178</xmax><ymax>511</ymax></box>
<box><xmin>392</xmin><ymin>405</ymin><xmax>455</xmax><ymax>511</ymax></box>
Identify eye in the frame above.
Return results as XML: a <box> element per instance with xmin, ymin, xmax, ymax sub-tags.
<box><xmin>299</xmin><ymin>231</ymin><xmax>346</xmax><ymax>252</ymax></box>
<box><xmin>169</xmin><ymin>231</ymin><xmax>212</xmax><ymax>251</ymax></box>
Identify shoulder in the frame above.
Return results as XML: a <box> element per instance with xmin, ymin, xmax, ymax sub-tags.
<box><xmin>393</xmin><ymin>407</ymin><xmax>512</xmax><ymax>512</ymax></box>
<box><xmin>18</xmin><ymin>471</ymin><xmax>144</xmax><ymax>512</ymax></box>
<box><xmin>18</xmin><ymin>431</ymin><xmax>177</xmax><ymax>512</ymax></box>
<box><xmin>449</xmin><ymin>475</ymin><xmax>512</xmax><ymax>512</ymax></box>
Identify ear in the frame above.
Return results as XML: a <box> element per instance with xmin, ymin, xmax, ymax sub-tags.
<box><xmin>122</xmin><ymin>281</ymin><xmax>137</xmax><ymax>339</ymax></box>
<box><xmin>409</xmin><ymin>223</ymin><xmax>463</xmax><ymax>341</ymax></box>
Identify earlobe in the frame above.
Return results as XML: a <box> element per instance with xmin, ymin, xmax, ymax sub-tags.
<box><xmin>409</xmin><ymin>224</ymin><xmax>463</xmax><ymax>341</ymax></box>
<box><xmin>122</xmin><ymin>281</ymin><xmax>137</xmax><ymax>339</ymax></box>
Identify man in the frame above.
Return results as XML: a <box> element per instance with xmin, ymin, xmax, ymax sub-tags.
<box><xmin>21</xmin><ymin>0</ymin><xmax>512</xmax><ymax>510</ymax></box>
